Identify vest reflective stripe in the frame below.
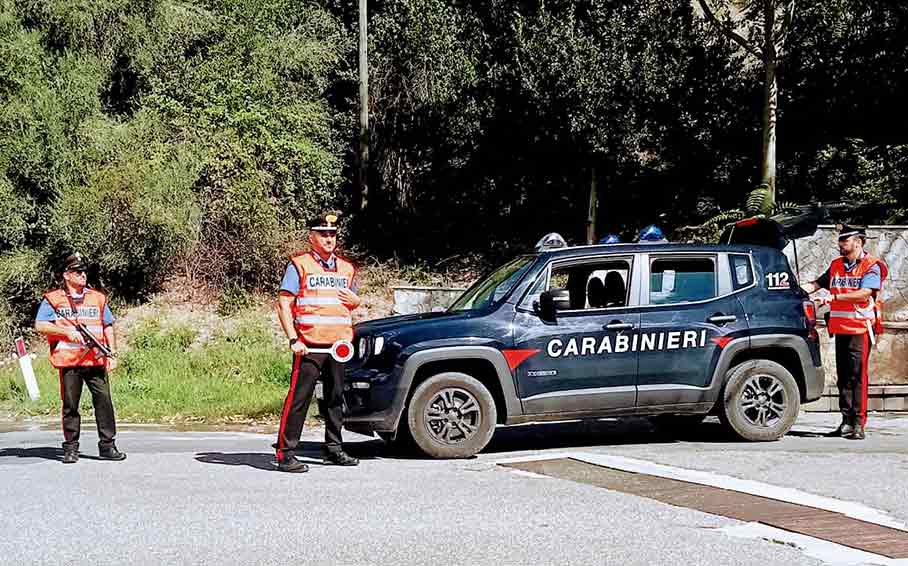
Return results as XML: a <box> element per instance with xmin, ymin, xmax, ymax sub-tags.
<box><xmin>830</xmin><ymin>304</ymin><xmax>876</xmax><ymax>319</ymax></box>
<box><xmin>828</xmin><ymin>255</ymin><xmax>889</xmax><ymax>336</ymax></box>
<box><xmin>44</xmin><ymin>289</ymin><xmax>108</xmax><ymax>368</ymax></box>
<box><xmin>290</xmin><ymin>253</ymin><xmax>356</xmax><ymax>345</ymax></box>
<box><xmin>295</xmin><ymin>297</ymin><xmax>342</xmax><ymax>306</ymax></box>
<box><xmin>294</xmin><ymin>315</ymin><xmax>353</xmax><ymax>326</ymax></box>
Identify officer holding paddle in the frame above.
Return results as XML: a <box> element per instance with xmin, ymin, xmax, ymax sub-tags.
<box><xmin>274</xmin><ymin>212</ymin><xmax>362</xmax><ymax>473</ymax></box>
<box><xmin>802</xmin><ymin>225</ymin><xmax>889</xmax><ymax>440</ymax></box>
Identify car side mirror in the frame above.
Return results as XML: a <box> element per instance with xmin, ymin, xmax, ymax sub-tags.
<box><xmin>536</xmin><ymin>288</ymin><xmax>571</xmax><ymax>321</ymax></box>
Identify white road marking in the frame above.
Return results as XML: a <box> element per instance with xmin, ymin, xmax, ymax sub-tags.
<box><xmin>719</xmin><ymin>522</ymin><xmax>908</xmax><ymax>566</ymax></box>
<box><xmin>499</xmin><ymin>451</ymin><xmax>908</xmax><ymax>564</ymax></box>
<box><xmin>506</xmin><ymin>469</ymin><xmax>551</xmax><ymax>479</ymax></box>
<box><xmin>497</xmin><ymin>451</ymin><xmax>908</xmax><ymax>531</ymax></box>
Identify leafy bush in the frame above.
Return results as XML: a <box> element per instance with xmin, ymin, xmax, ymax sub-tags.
<box><xmin>0</xmin><ymin>0</ymin><xmax>348</xmax><ymax>334</ymax></box>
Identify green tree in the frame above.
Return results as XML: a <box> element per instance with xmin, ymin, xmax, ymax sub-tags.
<box><xmin>695</xmin><ymin>0</ymin><xmax>797</xmax><ymax>210</ymax></box>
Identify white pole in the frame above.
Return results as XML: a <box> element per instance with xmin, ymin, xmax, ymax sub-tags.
<box><xmin>15</xmin><ymin>337</ymin><xmax>40</xmax><ymax>401</ymax></box>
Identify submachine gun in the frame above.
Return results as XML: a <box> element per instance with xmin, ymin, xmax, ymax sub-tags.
<box><xmin>52</xmin><ymin>306</ymin><xmax>114</xmax><ymax>362</ymax></box>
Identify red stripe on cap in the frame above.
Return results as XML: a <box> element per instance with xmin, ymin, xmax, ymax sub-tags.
<box><xmin>502</xmin><ymin>349</ymin><xmax>541</xmax><ymax>370</ymax></box>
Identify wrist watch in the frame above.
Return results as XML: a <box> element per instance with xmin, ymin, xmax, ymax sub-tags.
<box><xmin>289</xmin><ymin>338</ymin><xmax>298</xmax><ymax>346</ymax></box>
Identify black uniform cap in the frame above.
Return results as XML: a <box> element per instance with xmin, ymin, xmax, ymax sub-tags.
<box><xmin>62</xmin><ymin>253</ymin><xmax>88</xmax><ymax>272</ymax></box>
<box><xmin>308</xmin><ymin>212</ymin><xmax>340</xmax><ymax>232</ymax></box>
<box><xmin>836</xmin><ymin>223</ymin><xmax>867</xmax><ymax>241</ymax></box>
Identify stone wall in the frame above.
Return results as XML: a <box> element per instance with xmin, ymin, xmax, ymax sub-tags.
<box><xmin>784</xmin><ymin>225</ymin><xmax>908</xmax><ymax>394</ymax></box>
<box><xmin>392</xmin><ymin>286</ymin><xmax>466</xmax><ymax>315</ymax></box>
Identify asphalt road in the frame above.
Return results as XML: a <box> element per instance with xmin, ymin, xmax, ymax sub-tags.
<box><xmin>2</xmin><ymin>413</ymin><xmax>906</xmax><ymax>566</ymax></box>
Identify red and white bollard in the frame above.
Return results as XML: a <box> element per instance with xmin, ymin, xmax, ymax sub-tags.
<box><xmin>15</xmin><ymin>337</ymin><xmax>40</xmax><ymax>401</ymax></box>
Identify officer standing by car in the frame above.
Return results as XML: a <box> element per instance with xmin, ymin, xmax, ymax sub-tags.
<box><xmin>802</xmin><ymin>225</ymin><xmax>889</xmax><ymax>440</ymax></box>
<box><xmin>274</xmin><ymin>212</ymin><xmax>362</xmax><ymax>473</ymax></box>
<box><xmin>34</xmin><ymin>254</ymin><xmax>125</xmax><ymax>464</ymax></box>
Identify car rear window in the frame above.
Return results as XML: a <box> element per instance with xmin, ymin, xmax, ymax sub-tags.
<box><xmin>650</xmin><ymin>258</ymin><xmax>717</xmax><ymax>304</ymax></box>
<box><xmin>730</xmin><ymin>254</ymin><xmax>754</xmax><ymax>290</ymax></box>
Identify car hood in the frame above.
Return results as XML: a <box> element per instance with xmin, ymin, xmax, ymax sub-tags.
<box><xmin>354</xmin><ymin>310</ymin><xmax>474</xmax><ymax>336</ymax></box>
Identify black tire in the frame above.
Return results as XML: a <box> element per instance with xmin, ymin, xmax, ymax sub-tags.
<box><xmin>649</xmin><ymin>414</ymin><xmax>707</xmax><ymax>437</ymax></box>
<box><xmin>718</xmin><ymin>359</ymin><xmax>800</xmax><ymax>441</ymax></box>
<box><xmin>405</xmin><ymin>372</ymin><xmax>497</xmax><ymax>459</ymax></box>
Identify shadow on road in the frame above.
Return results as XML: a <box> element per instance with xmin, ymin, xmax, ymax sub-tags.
<box><xmin>483</xmin><ymin>417</ymin><xmax>761</xmax><ymax>454</ymax></box>
<box><xmin>0</xmin><ymin>446</ymin><xmax>64</xmax><ymax>462</ymax></box>
<box><xmin>195</xmin><ymin>452</ymin><xmax>279</xmax><ymax>471</ymax></box>
<box><xmin>194</xmin><ymin>417</ymin><xmax>835</xmax><ymax>467</ymax></box>
<box><xmin>195</xmin><ymin>441</ymin><xmax>383</xmax><ymax>471</ymax></box>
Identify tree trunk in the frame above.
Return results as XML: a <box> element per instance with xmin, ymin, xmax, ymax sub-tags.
<box><xmin>760</xmin><ymin>61</ymin><xmax>777</xmax><ymax>200</ymax></box>
<box><xmin>760</xmin><ymin>0</ymin><xmax>778</xmax><ymax>203</ymax></box>
<box><xmin>586</xmin><ymin>166</ymin><xmax>598</xmax><ymax>244</ymax></box>
<box><xmin>358</xmin><ymin>0</ymin><xmax>370</xmax><ymax>213</ymax></box>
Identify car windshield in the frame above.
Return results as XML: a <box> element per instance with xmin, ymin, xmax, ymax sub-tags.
<box><xmin>448</xmin><ymin>256</ymin><xmax>536</xmax><ymax>312</ymax></box>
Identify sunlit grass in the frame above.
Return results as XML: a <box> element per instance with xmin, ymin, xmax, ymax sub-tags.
<box><xmin>0</xmin><ymin>314</ymin><xmax>317</xmax><ymax>423</ymax></box>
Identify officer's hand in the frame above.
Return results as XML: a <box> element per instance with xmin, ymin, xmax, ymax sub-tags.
<box><xmin>107</xmin><ymin>357</ymin><xmax>118</xmax><ymax>372</ymax></box>
<box><xmin>291</xmin><ymin>341</ymin><xmax>308</xmax><ymax>355</ymax></box>
<box><xmin>815</xmin><ymin>295</ymin><xmax>833</xmax><ymax>306</ymax></box>
<box><xmin>338</xmin><ymin>288</ymin><xmax>360</xmax><ymax>308</ymax></box>
<box><xmin>67</xmin><ymin>330</ymin><xmax>85</xmax><ymax>343</ymax></box>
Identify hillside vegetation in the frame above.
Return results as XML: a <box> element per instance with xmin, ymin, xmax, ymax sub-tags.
<box><xmin>1</xmin><ymin>0</ymin><xmax>906</xmax><ymax>343</ymax></box>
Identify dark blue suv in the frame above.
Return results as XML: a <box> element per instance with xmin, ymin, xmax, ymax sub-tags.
<box><xmin>343</xmin><ymin>228</ymin><xmax>824</xmax><ymax>458</ymax></box>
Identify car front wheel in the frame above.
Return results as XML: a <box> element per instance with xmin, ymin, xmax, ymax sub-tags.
<box><xmin>718</xmin><ymin>359</ymin><xmax>800</xmax><ymax>441</ymax></box>
<box><xmin>405</xmin><ymin>372</ymin><xmax>497</xmax><ymax>459</ymax></box>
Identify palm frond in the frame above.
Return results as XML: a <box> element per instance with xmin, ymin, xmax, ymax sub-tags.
<box><xmin>745</xmin><ymin>183</ymin><xmax>774</xmax><ymax>215</ymax></box>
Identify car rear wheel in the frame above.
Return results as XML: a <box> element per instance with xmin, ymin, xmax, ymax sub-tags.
<box><xmin>718</xmin><ymin>359</ymin><xmax>800</xmax><ymax>441</ymax></box>
<box><xmin>405</xmin><ymin>372</ymin><xmax>497</xmax><ymax>459</ymax></box>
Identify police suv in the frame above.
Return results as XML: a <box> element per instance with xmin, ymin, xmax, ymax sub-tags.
<box><xmin>342</xmin><ymin>220</ymin><xmax>824</xmax><ymax>458</ymax></box>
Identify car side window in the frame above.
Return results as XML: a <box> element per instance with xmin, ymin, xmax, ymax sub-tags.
<box><xmin>522</xmin><ymin>259</ymin><xmax>632</xmax><ymax>310</ymax></box>
<box><xmin>730</xmin><ymin>254</ymin><xmax>754</xmax><ymax>290</ymax></box>
<box><xmin>649</xmin><ymin>257</ymin><xmax>716</xmax><ymax>305</ymax></box>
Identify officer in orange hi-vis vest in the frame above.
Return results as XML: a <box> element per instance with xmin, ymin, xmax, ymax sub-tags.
<box><xmin>274</xmin><ymin>212</ymin><xmax>362</xmax><ymax>472</ymax></box>
<box><xmin>34</xmin><ymin>254</ymin><xmax>126</xmax><ymax>464</ymax></box>
<box><xmin>802</xmin><ymin>225</ymin><xmax>889</xmax><ymax>440</ymax></box>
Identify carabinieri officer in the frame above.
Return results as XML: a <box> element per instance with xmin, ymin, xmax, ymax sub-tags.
<box><xmin>273</xmin><ymin>212</ymin><xmax>362</xmax><ymax>472</ymax></box>
<box><xmin>802</xmin><ymin>225</ymin><xmax>889</xmax><ymax>440</ymax></box>
<box><xmin>34</xmin><ymin>254</ymin><xmax>125</xmax><ymax>464</ymax></box>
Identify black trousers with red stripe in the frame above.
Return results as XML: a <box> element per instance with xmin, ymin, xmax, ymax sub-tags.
<box><xmin>834</xmin><ymin>333</ymin><xmax>871</xmax><ymax>426</ymax></box>
<box><xmin>60</xmin><ymin>366</ymin><xmax>117</xmax><ymax>449</ymax></box>
<box><xmin>275</xmin><ymin>352</ymin><xmax>344</xmax><ymax>459</ymax></box>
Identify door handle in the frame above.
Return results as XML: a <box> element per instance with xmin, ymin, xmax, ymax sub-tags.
<box><xmin>708</xmin><ymin>315</ymin><xmax>737</xmax><ymax>324</ymax></box>
<box><xmin>604</xmin><ymin>322</ymin><xmax>635</xmax><ymax>331</ymax></box>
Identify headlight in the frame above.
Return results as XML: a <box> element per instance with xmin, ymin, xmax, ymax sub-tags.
<box><xmin>373</xmin><ymin>336</ymin><xmax>385</xmax><ymax>355</ymax></box>
<box><xmin>358</xmin><ymin>337</ymin><xmax>368</xmax><ymax>358</ymax></box>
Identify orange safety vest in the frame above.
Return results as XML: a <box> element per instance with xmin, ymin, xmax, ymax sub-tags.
<box><xmin>289</xmin><ymin>253</ymin><xmax>356</xmax><ymax>346</ymax></box>
<box><xmin>828</xmin><ymin>254</ymin><xmax>889</xmax><ymax>336</ymax></box>
<box><xmin>44</xmin><ymin>288</ymin><xmax>109</xmax><ymax>368</ymax></box>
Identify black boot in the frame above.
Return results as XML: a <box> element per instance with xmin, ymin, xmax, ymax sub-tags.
<box><xmin>827</xmin><ymin>418</ymin><xmax>854</xmax><ymax>438</ymax></box>
<box><xmin>62</xmin><ymin>443</ymin><xmax>79</xmax><ymax>464</ymax></box>
<box><xmin>277</xmin><ymin>453</ymin><xmax>309</xmax><ymax>473</ymax></box>
<box><xmin>323</xmin><ymin>448</ymin><xmax>359</xmax><ymax>467</ymax></box>
<box><xmin>846</xmin><ymin>424</ymin><xmax>866</xmax><ymax>440</ymax></box>
<box><xmin>98</xmin><ymin>443</ymin><xmax>127</xmax><ymax>461</ymax></box>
